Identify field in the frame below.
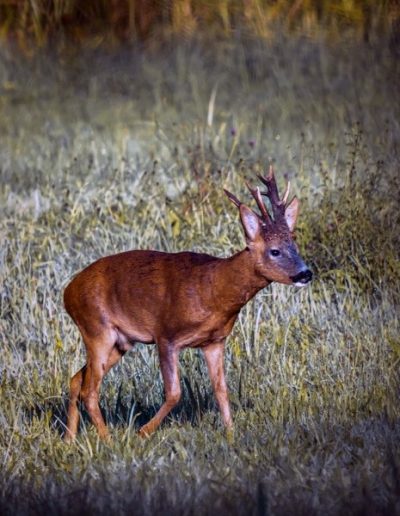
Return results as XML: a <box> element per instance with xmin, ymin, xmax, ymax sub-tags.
<box><xmin>1</xmin><ymin>28</ymin><xmax>400</xmax><ymax>515</ymax></box>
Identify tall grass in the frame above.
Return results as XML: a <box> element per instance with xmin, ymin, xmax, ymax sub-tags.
<box><xmin>1</xmin><ymin>32</ymin><xmax>400</xmax><ymax>514</ymax></box>
<box><xmin>1</xmin><ymin>0</ymin><xmax>399</xmax><ymax>52</ymax></box>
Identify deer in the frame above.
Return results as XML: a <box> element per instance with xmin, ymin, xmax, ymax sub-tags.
<box><xmin>63</xmin><ymin>166</ymin><xmax>312</xmax><ymax>442</ymax></box>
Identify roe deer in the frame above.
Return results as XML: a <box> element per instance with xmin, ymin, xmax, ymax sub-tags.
<box><xmin>63</xmin><ymin>166</ymin><xmax>312</xmax><ymax>442</ymax></box>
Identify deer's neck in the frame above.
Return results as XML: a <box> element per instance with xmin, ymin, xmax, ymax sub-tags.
<box><xmin>213</xmin><ymin>249</ymin><xmax>270</xmax><ymax>314</ymax></box>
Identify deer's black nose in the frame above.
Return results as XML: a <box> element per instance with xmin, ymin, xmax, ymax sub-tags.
<box><xmin>291</xmin><ymin>269</ymin><xmax>313</xmax><ymax>285</ymax></box>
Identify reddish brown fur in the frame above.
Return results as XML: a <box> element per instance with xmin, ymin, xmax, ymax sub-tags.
<box><xmin>63</xmin><ymin>168</ymin><xmax>311</xmax><ymax>441</ymax></box>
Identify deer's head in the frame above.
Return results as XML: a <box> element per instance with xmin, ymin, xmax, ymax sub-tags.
<box><xmin>225</xmin><ymin>166</ymin><xmax>312</xmax><ymax>287</ymax></box>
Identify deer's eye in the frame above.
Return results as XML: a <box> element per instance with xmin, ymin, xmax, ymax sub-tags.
<box><xmin>270</xmin><ymin>249</ymin><xmax>281</xmax><ymax>257</ymax></box>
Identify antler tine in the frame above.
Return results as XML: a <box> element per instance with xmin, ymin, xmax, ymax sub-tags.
<box><xmin>223</xmin><ymin>188</ymin><xmax>242</xmax><ymax>209</ymax></box>
<box><xmin>282</xmin><ymin>180</ymin><xmax>291</xmax><ymax>205</ymax></box>
<box><xmin>245</xmin><ymin>181</ymin><xmax>271</xmax><ymax>222</ymax></box>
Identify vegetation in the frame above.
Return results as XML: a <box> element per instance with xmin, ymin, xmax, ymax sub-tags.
<box><xmin>1</xmin><ymin>0</ymin><xmax>400</xmax><ymax>52</ymax></box>
<box><xmin>1</xmin><ymin>18</ymin><xmax>400</xmax><ymax>516</ymax></box>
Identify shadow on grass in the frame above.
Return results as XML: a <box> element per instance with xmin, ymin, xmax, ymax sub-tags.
<box><xmin>25</xmin><ymin>372</ymin><xmax>221</xmax><ymax>438</ymax></box>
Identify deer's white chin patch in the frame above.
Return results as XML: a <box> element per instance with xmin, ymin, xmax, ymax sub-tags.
<box><xmin>294</xmin><ymin>281</ymin><xmax>309</xmax><ymax>287</ymax></box>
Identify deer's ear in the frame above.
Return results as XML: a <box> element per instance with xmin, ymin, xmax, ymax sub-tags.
<box><xmin>284</xmin><ymin>196</ymin><xmax>300</xmax><ymax>232</ymax></box>
<box><xmin>240</xmin><ymin>205</ymin><xmax>261</xmax><ymax>241</ymax></box>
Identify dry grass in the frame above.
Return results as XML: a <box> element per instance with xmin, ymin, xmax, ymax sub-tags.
<box><xmin>0</xmin><ymin>32</ymin><xmax>400</xmax><ymax>515</ymax></box>
<box><xmin>1</xmin><ymin>0</ymin><xmax>399</xmax><ymax>52</ymax></box>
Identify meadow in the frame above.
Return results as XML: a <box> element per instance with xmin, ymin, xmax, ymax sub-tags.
<box><xmin>1</xmin><ymin>28</ymin><xmax>400</xmax><ymax>515</ymax></box>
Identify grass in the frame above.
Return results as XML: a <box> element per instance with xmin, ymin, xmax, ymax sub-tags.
<box><xmin>1</xmin><ymin>0</ymin><xmax>398</xmax><ymax>52</ymax></box>
<box><xmin>1</xmin><ymin>31</ymin><xmax>400</xmax><ymax>515</ymax></box>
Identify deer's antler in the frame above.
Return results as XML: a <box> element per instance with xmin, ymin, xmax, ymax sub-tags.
<box><xmin>245</xmin><ymin>182</ymin><xmax>272</xmax><ymax>223</ymax></box>
<box><xmin>225</xmin><ymin>166</ymin><xmax>291</xmax><ymax>224</ymax></box>
<box><xmin>223</xmin><ymin>189</ymin><xmax>242</xmax><ymax>208</ymax></box>
<box><xmin>258</xmin><ymin>165</ymin><xmax>290</xmax><ymax>221</ymax></box>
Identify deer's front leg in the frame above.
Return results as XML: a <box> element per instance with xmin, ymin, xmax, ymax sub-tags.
<box><xmin>138</xmin><ymin>343</ymin><xmax>181</xmax><ymax>437</ymax></box>
<box><xmin>203</xmin><ymin>340</ymin><xmax>233</xmax><ymax>429</ymax></box>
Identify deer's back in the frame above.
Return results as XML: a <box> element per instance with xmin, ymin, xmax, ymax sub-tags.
<box><xmin>64</xmin><ymin>250</ymin><xmax>226</xmax><ymax>345</ymax></box>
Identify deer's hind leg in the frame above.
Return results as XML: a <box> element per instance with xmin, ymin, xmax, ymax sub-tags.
<box><xmin>64</xmin><ymin>327</ymin><xmax>124</xmax><ymax>442</ymax></box>
<box><xmin>64</xmin><ymin>364</ymin><xmax>86</xmax><ymax>443</ymax></box>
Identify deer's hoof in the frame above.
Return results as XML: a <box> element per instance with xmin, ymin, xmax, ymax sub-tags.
<box><xmin>225</xmin><ymin>427</ymin><xmax>235</xmax><ymax>444</ymax></box>
<box><xmin>138</xmin><ymin>424</ymin><xmax>153</xmax><ymax>438</ymax></box>
<box><xmin>100</xmin><ymin>432</ymin><xmax>111</xmax><ymax>443</ymax></box>
<box><xmin>63</xmin><ymin>432</ymin><xmax>76</xmax><ymax>444</ymax></box>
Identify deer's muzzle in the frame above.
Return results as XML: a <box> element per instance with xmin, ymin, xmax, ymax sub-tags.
<box><xmin>290</xmin><ymin>269</ymin><xmax>313</xmax><ymax>286</ymax></box>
